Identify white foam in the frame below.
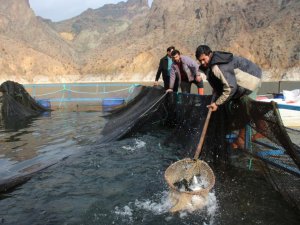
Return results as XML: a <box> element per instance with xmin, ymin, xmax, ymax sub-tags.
<box><xmin>113</xmin><ymin>190</ymin><xmax>218</xmax><ymax>224</ymax></box>
<box><xmin>205</xmin><ymin>192</ymin><xmax>218</xmax><ymax>225</ymax></box>
<box><xmin>114</xmin><ymin>205</ymin><xmax>133</xmax><ymax>222</ymax></box>
<box><xmin>135</xmin><ymin>139</ymin><xmax>146</xmax><ymax>148</ymax></box>
<box><xmin>122</xmin><ymin>139</ymin><xmax>146</xmax><ymax>151</ymax></box>
<box><xmin>135</xmin><ymin>191</ymin><xmax>173</xmax><ymax>215</ymax></box>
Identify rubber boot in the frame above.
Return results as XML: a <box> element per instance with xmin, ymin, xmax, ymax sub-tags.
<box><xmin>252</xmin><ymin>120</ymin><xmax>266</xmax><ymax>141</ymax></box>
<box><xmin>231</xmin><ymin>128</ymin><xmax>245</xmax><ymax>149</ymax></box>
<box><xmin>197</xmin><ymin>88</ymin><xmax>204</xmax><ymax>95</ymax></box>
<box><xmin>252</xmin><ymin>132</ymin><xmax>265</xmax><ymax>141</ymax></box>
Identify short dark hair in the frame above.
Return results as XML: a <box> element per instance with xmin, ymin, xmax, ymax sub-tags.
<box><xmin>171</xmin><ymin>49</ymin><xmax>180</xmax><ymax>57</ymax></box>
<box><xmin>195</xmin><ymin>45</ymin><xmax>212</xmax><ymax>59</ymax></box>
<box><xmin>167</xmin><ymin>46</ymin><xmax>175</xmax><ymax>52</ymax></box>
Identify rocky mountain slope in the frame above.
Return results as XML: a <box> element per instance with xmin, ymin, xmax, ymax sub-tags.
<box><xmin>0</xmin><ymin>0</ymin><xmax>80</xmax><ymax>83</ymax></box>
<box><xmin>0</xmin><ymin>0</ymin><xmax>299</xmax><ymax>83</ymax></box>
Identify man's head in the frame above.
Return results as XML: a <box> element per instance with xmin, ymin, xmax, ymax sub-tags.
<box><xmin>195</xmin><ymin>45</ymin><xmax>212</xmax><ymax>68</ymax></box>
<box><xmin>171</xmin><ymin>49</ymin><xmax>181</xmax><ymax>64</ymax></box>
<box><xmin>167</xmin><ymin>46</ymin><xmax>175</xmax><ymax>57</ymax></box>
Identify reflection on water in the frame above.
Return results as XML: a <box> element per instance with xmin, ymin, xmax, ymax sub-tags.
<box><xmin>0</xmin><ymin>111</ymin><xmax>299</xmax><ymax>225</ymax></box>
<box><xmin>0</xmin><ymin>111</ymin><xmax>106</xmax><ymax>180</ymax></box>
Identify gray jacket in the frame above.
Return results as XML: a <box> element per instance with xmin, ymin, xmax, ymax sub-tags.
<box><xmin>200</xmin><ymin>51</ymin><xmax>262</xmax><ymax>105</ymax></box>
<box><xmin>169</xmin><ymin>56</ymin><xmax>200</xmax><ymax>89</ymax></box>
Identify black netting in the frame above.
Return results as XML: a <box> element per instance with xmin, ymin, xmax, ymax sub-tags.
<box><xmin>226</xmin><ymin>96</ymin><xmax>300</xmax><ymax>169</ymax></box>
<box><xmin>1</xmin><ymin>84</ymin><xmax>299</xmax><ymax>210</ymax></box>
<box><xmin>0</xmin><ymin>80</ymin><xmax>49</xmax><ymax>127</ymax></box>
<box><xmin>261</xmin><ymin>162</ymin><xmax>300</xmax><ymax>211</ymax></box>
<box><xmin>100</xmin><ymin>85</ymin><xmax>300</xmax><ymax>210</ymax></box>
<box><xmin>100</xmin><ymin>85</ymin><xmax>228</xmax><ymax>161</ymax></box>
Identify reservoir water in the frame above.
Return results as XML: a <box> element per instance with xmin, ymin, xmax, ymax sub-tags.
<box><xmin>0</xmin><ymin>109</ymin><xmax>299</xmax><ymax>225</ymax></box>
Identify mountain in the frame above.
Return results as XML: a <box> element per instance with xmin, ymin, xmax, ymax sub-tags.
<box><xmin>0</xmin><ymin>0</ymin><xmax>299</xmax><ymax>83</ymax></box>
<box><xmin>51</xmin><ymin>0</ymin><xmax>149</xmax><ymax>53</ymax></box>
<box><xmin>81</xmin><ymin>0</ymin><xmax>300</xmax><ymax>81</ymax></box>
<box><xmin>0</xmin><ymin>0</ymin><xmax>79</xmax><ymax>83</ymax></box>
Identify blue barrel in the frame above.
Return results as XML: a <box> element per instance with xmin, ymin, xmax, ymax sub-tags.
<box><xmin>102</xmin><ymin>98</ymin><xmax>125</xmax><ymax>107</ymax></box>
<box><xmin>36</xmin><ymin>99</ymin><xmax>51</xmax><ymax>109</ymax></box>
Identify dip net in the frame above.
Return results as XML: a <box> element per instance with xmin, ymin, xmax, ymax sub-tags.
<box><xmin>164</xmin><ymin>159</ymin><xmax>215</xmax><ymax>212</ymax></box>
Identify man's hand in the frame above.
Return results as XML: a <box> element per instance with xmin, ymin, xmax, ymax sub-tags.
<box><xmin>207</xmin><ymin>102</ymin><xmax>218</xmax><ymax>111</ymax></box>
<box><xmin>166</xmin><ymin>89</ymin><xmax>173</xmax><ymax>93</ymax></box>
<box><xmin>153</xmin><ymin>81</ymin><xmax>159</xmax><ymax>86</ymax></box>
<box><xmin>195</xmin><ymin>75</ymin><xmax>202</xmax><ymax>83</ymax></box>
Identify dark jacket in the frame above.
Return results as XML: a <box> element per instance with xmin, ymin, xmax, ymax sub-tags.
<box><xmin>200</xmin><ymin>51</ymin><xmax>262</xmax><ymax>105</ymax></box>
<box><xmin>155</xmin><ymin>55</ymin><xmax>172</xmax><ymax>89</ymax></box>
<box><xmin>155</xmin><ymin>55</ymin><xmax>170</xmax><ymax>82</ymax></box>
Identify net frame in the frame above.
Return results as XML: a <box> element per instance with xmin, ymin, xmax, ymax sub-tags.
<box><xmin>164</xmin><ymin>158</ymin><xmax>215</xmax><ymax>212</ymax></box>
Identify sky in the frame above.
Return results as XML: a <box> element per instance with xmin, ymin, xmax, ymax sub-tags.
<box><xmin>29</xmin><ymin>0</ymin><xmax>153</xmax><ymax>22</ymax></box>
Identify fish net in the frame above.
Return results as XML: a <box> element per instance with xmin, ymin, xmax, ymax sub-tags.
<box><xmin>226</xmin><ymin>96</ymin><xmax>300</xmax><ymax>210</ymax></box>
<box><xmin>1</xmin><ymin>83</ymin><xmax>299</xmax><ymax>212</ymax></box>
<box><xmin>164</xmin><ymin>158</ymin><xmax>215</xmax><ymax>212</ymax></box>
<box><xmin>100</xmin><ymin>85</ymin><xmax>300</xmax><ymax>211</ymax></box>
<box><xmin>0</xmin><ymin>80</ymin><xmax>49</xmax><ymax>128</ymax></box>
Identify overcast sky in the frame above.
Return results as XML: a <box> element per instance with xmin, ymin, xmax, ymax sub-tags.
<box><xmin>29</xmin><ymin>0</ymin><xmax>153</xmax><ymax>22</ymax></box>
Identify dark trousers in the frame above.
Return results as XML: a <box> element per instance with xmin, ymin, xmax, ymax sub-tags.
<box><xmin>180</xmin><ymin>80</ymin><xmax>203</xmax><ymax>93</ymax></box>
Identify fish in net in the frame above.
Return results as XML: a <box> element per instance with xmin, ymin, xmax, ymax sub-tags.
<box><xmin>165</xmin><ymin>158</ymin><xmax>215</xmax><ymax>212</ymax></box>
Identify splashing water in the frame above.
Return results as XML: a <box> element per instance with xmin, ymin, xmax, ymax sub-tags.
<box><xmin>134</xmin><ymin>191</ymin><xmax>173</xmax><ymax>214</ymax></box>
<box><xmin>113</xmin><ymin>190</ymin><xmax>218</xmax><ymax>224</ymax></box>
<box><xmin>114</xmin><ymin>205</ymin><xmax>134</xmax><ymax>223</ymax></box>
<box><xmin>122</xmin><ymin>139</ymin><xmax>146</xmax><ymax>151</ymax></box>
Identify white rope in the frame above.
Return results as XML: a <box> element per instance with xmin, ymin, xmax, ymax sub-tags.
<box><xmin>138</xmin><ymin>93</ymin><xmax>167</xmax><ymax>119</ymax></box>
<box><xmin>33</xmin><ymin>89</ymin><xmax>65</xmax><ymax>97</ymax></box>
<box><xmin>66</xmin><ymin>87</ymin><xmax>131</xmax><ymax>95</ymax></box>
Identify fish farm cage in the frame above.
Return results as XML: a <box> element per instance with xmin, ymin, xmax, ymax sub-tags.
<box><xmin>22</xmin><ymin>83</ymin><xmax>141</xmax><ymax>110</ymax></box>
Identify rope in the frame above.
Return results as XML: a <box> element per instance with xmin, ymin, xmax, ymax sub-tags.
<box><xmin>31</xmin><ymin>86</ymin><xmax>134</xmax><ymax>97</ymax></box>
<box><xmin>125</xmin><ymin>84</ymin><xmax>139</xmax><ymax>102</ymax></box>
<box><xmin>138</xmin><ymin>92</ymin><xmax>167</xmax><ymax>119</ymax></box>
<box><xmin>67</xmin><ymin>86</ymin><xmax>132</xmax><ymax>95</ymax></box>
<box><xmin>33</xmin><ymin>89</ymin><xmax>65</xmax><ymax>97</ymax></box>
<box><xmin>59</xmin><ymin>91</ymin><xmax>65</xmax><ymax>108</ymax></box>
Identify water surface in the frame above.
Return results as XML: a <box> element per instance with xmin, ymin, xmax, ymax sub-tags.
<box><xmin>0</xmin><ymin>111</ymin><xmax>299</xmax><ymax>225</ymax></box>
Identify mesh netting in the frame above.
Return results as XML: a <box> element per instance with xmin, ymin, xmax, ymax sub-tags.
<box><xmin>226</xmin><ymin>96</ymin><xmax>300</xmax><ymax>169</ymax></box>
<box><xmin>0</xmin><ymin>81</ymin><xmax>49</xmax><ymax>127</ymax></box>
<box><xmin>99</xmin><ymin>86</ymin><xmax>227</xmax><ymax>161</ymax></box>
<box><xmin>260</xmin><ymin>161</ymin><xmax>300</xmax><ymax>211</ymax></box>
<box><xmin>100</xmin><ymin>85</ymin><xmax>300</xmax><ymax>211</ymax></box>
<box><xmin>1</xmin><ymin>83</ymin><xmax>299</xmax><ymax>211</ymax></box>
<box><xmin>100</xmin><ymin>86</ymin><xmax>169</xmax><ymax>143</ymax></box>
<box><xmin>164</xmin><ymin>158</ymin><xmax>215</xmax><ymax>212</ymax></box>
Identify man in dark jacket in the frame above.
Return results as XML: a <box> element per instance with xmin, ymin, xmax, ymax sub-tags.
<box><xmin>167</xmin><ymin>50</ymin><xmax>204</xmax><ymax>94</ymax></box>
<box><xmin>195</xmin><ymin>45</ymin><xmax>262</xmax><ymax>111</ymax></box>
<box><xmin>154</xmin><ymin>46</ymin><xmax>176</xmax><ymax>90</ymax></box>
<box><xmin>195</xmin><ymin>45</ymin><xmax>262</xmax><ymax>148</ymax></box>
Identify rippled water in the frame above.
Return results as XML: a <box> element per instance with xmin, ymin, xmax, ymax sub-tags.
<box><xmin>0</xmin><ymin>111</ymin><xmax>299</xmax><ymax>225</ymax></box>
